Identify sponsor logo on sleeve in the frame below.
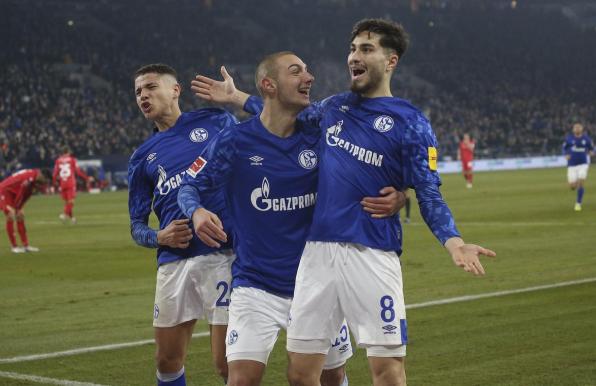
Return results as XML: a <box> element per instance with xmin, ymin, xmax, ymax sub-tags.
<box><xmin>186</xmin><ymin>156</ymin><xmax>207</xmax><ymax>178</ymax></box>
<box><xmin>428</xmin><ymin>147</ymin><xmax>438</xmax><ymax>171</ymax></box>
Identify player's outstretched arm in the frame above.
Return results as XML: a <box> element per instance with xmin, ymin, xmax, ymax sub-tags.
<box><xmin>191</xmin><ymin>208</ymin><xmax>227</xmax><ymax>248</ymax></box>
<box><xmin>191</xmin><ymin>66</ymin><xmax>249</xmax><ymax>109</ymax></box>
<box><xmin>156</xmin><ymin>218</ymin><xmax>193</xmax><ymax>249</ymax></box>
<box><xmin>361</xmin><ymin>186</ymin><xmax>406</xmax><ymax>218</ymax></box>
<box><xmin>444</xmin><ymin>237</ymin><xmax>496</xmax><ymax>276</ymax></box>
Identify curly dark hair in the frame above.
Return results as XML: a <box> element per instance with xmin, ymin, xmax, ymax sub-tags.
<box><xmin>350</xmin><ymin>18</ymin><xmax>409</xmax><ymax>58</ymax></box>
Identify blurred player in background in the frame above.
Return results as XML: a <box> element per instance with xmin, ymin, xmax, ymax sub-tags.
<box><xmin>0</xmin><ymin>168</ymin><xmax>51</xmax><ymax>253</ymax></box>
<box><xmin>53</xmin><ymin>146</ymin><xmax>92</xmax><ymax>224</ymax></box>
<box><xmin>563</xmin><ymin>123</ymin><xmax>594</xmax><ymax>211</ymax></box>
<box><xmin>458</xmin><ymin>133</ymin><xmax>475</xmax><ymax>188</ymax></box>
<box><xmin>128</xmin><ymin>63</ymin><xmax>237</xmax><ymax>386</ymax></box>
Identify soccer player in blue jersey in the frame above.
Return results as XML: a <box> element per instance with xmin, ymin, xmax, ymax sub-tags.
<box><xmin>563</xmin><ymin>123</ymin><xmax>593</xmax><ymax>211</ymax></box>
<box><xmin>178</xmin><ymin>52</ymin><xmax>404</xmax><ymax>386</ymax></box>
<box><xmin>128</xmin><ymin>63</ymin><xmax>237</xmax><ymax>386</ymax></box>
<box><xmin>193</xmin><ymin>19</ymin><xmax>496</xmax><ymax>386</ymax></box>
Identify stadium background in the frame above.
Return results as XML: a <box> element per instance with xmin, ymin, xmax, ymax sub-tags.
<box><xmin>1</xmin><ymin>0</ymin><xmax>595</xmax><ymax>385</ymax></box>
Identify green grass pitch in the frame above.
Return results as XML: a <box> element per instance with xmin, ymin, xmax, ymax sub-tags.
<box><xmin>1</xmin><ymin>167</ymin><xmax>595</xmax><ymax>385</ymax></box>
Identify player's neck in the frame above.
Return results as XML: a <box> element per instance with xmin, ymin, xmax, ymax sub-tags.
<box><xmin>359</xmin><ymin>82</ymin><xmax>393</xmax><ymax>99</ymax></box>
<box><xmin>154</xmin><ymin>105</ymin><xmax>182</xmax><ymax>132</ymax></box>
<box><xmin>260</xmin><ymin>103</ymin><xmax>298</xmax><ymax>138</ymax></box>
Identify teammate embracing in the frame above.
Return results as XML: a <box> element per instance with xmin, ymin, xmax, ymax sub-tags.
<box><xmin>179</xmin><ymin>52</ymin><xmax>404</xmax><ymax>386</ymax></box>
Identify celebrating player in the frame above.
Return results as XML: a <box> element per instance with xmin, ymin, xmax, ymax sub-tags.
<box><xmin>53</xmin><ymin>146</ymin><xmax>92</xmax><ymax>224</ymax></box>
<box><xmin>179</xmin><ymin>52</ymin><xmax>404</xmax><ymax>386</ymax></box>
<box><xmin>0</xmin><ymin>168</ymin><xmax>51</xmax><ymax>253</ymax></box>
<box><xmin>195</xmin><ymin>19</ymin><xmax>496</xmax><ymax>386</ymax></box>
<box><xmin>128</xmin><ymin>63</ymin><xmax>237</xmax><ymax>386</ymax></box>
<box><xmin>563</xmin><ymin>123</ymin><xmax>594</xmax><ymax>211</ymax></box>
<box><xmin>458</xmin><ymin>133</ymin><xmax>475</xmax><ymax>188</ymax></box>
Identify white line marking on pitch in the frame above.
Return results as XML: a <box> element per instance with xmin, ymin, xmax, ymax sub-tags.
<box><xmin>406</xmin><ymin>221</ymin><xmax>593</xmax><ymax>227</ymax></box>
<box><xmin>1</xmin><ymin>278</ymin><xmax>594</xmax><ymax>365</ymax></box>
<box><xmin>0</xmin><ymin>332</ymin><xmax>209</xmax><ymax>364</ymax></box>
<box><xmin>406</xmin><ymin>277</ymin><xmax>596</xmax><ymax>309</ymax></box>
<box><xmin>0</xmin><ymin>370</ymin><xmax>108</xmax><ymax>386</ymax></box>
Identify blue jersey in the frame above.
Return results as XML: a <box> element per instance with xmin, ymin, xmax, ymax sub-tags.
<box><xmin>293</xmin><ymin>93</ymin><xmax>460</xmax><ymax>254</ymax></box>
<box><xmin>563</xmin><ymin>134</ymin><xmax>593</xmax><ymax>166</ymax></box>
<box><xmin>128</xmin><ymin>109</ymin><xmax>236</xmax><ymax>266</ymax></box>
<box><xmin>178</xmin><ymin>116</ymin><xmax>321</xmax><ymax>297</ymax></box>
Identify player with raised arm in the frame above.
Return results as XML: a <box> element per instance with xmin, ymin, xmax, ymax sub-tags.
<box><xmin>128</xmin><ymin>63</ymin><xmax>237</xmax><ymax>386</ymax></box>
<box><xmin>53</xmin><ymin>146</ymin><xmax>92</xmax><ymax>224</ymax></box>
<box><xmin>563</xmin><ymin>123</ymin><xmax>593</xmax><ymax>211</ymax></box>
<box><xmin>179</xmin><ymin>52</ymin><xmax>404</xmax><ymax>386</ymax></box>
<box><xmin>193</xmin><ymin>19</ymin><xmax>496</xmax><ymax>386</ymax></box>
<box><xmin>0</xmin><ymin>168</ymin><xmax>51</xmax><ymax>253</ymax></box>
<box><xmin>458</xmin><ymin>133</ymin><xmax>475</xmax><ymax>188</ymax></box>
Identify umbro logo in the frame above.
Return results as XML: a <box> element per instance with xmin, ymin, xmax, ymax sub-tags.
<box><xmin>250</xmin><ymin>155</ymin><xmax>264</xmax><ymax>166</ymax></box>
<box><xmin>340</xmin><ymin>105</ymin><xmax>349</xmax><ymax>112</ymax></box>
<box><xmin>382</xmin><ymin>324</ymin><xmax>397</xmax><ymax>335</ymax></box>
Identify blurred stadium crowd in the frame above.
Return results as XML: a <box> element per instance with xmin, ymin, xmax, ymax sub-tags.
<box><xmin>1</xmin><ymin>0</ymin><xmax>595</xmax><ymax>179</ymax></box>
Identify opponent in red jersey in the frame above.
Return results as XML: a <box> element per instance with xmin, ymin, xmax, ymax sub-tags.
<box><xmin>458</xmin><ymin>133</ymin><xmax>475</xmax><ymax>188</ymax></box>
<box><xmin>52</xmin><ymin>147</ymin><xmax>92</xmax><ymax>224</ymax></box>
<box><xmin>0</xmin><ymin>168</ymin><xmax>51</xmax><ymax>253</ymax></box>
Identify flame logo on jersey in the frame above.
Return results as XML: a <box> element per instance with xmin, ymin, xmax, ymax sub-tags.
<box><xmin>156</xmin><ymin>165</ymin><xmax>186</xmax><ymax>196</ymax></box>
<box><xmin>250</xmin><ymin>177</ymin><xmax>316</xmax><ymax>212</ymax></box>
<box><xmin>326</xmin><ymin>120</ymin><xmax>344</xmax><ymax>147</ymax></box>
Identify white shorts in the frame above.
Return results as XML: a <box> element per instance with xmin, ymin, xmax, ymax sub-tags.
<box><xmin>568</xmin><ymin>164</ymin><xmax>589</xmax><ymax>184</ymax></box>
<box><xmin>226</xmin><ymin>286</ymin><xmax>353</xmax><ymax>368</ymax></box>
<box><xmin>287</xmin><ymin>242</ymin><xmax>407</xmax><ymax>357</ymax></box>
<box><xmin>153</xmin><ymin>250</ymin><xmax>235</xmax><ymax>328</ymax></box>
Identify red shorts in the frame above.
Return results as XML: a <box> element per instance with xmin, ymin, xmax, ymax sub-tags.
<box><xmin>0</xmin><ymin>191</ymin><xmax>18</xmax><ymax>214</ymax></box>
<box><xmin>60</xmin><ymin>186</ymin><xmax>76</xmax><ymax>201</ymax></box>
<box><xmin>461</xmin><ymin>159</ymin><xmax>473</xmax><ymax>172</ymax></box>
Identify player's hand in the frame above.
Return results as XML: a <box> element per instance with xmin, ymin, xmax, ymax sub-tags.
<box><xmin>191</xmin><ymin>66</ymin><xmax>249</xmax><ymax>108</ymax></box>
<box><xmin>565</xmin><ymin>155</ymin><xmax>570</xmax><ymax>160</ymax></box>
<box><xmin>157</xmin><ymin>218</ymin><xmax>193</xmax><ymax>249</ymax></box>
<box><xmin>445</xmin><ymin>237</ymin><xmax>496</xmax><ymax>276</ymax></box>
<box><xmin>361</xmin><ymin>187</ymin><xmax>406</xmax><ymax>218</ymax></box>
<box><xmin>191</xmin><ymin>208</ymin><xmax>227</xmax><ymax>248</ymax></box>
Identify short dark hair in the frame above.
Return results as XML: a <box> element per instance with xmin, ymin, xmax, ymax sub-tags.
<box><xmin>351</xmin><ymin>18</ymin><xmax>409</xmax><ymax>58</ymax></box>
<box><xmin>133</xmin><ymin>63</ymin><xmax>178</xmax><ymax>80</ymax></box>
<box><xmin>255</xmin><ymin>51</ymin><xmax>296</xmax><ymax>97</ymax></box>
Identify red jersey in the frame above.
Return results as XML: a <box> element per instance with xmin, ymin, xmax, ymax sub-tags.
<box><xmin>0</xmin><ymin>169</ymin><xmax>40</xmax><ymax>208</ymax></box>
<box><xmin>53</xmin><ymin>154</ymin><xmax>88</xmax><ymax>189</ymax></box>
<box><xmin>459</xmin><ymin>140</ymin><xmax>475</xmax><ymax>162</ymax></box>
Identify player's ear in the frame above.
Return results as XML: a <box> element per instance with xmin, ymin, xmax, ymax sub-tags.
<box><xmin>261</xmin><ymin>77</ymin><xmax>276</xmax><ymax>96</ymax></box>
<box><xmin>386</xmin><ymin>52</ymin><xmax>399</xmax><ymax>72</ymax></box>
<box><xmin>172</xmin><ymin>82</ymin><xmax>181</xmax><ymax>98</ymax></box>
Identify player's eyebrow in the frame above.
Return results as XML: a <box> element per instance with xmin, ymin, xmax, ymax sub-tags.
<box><xmin>136</xmin><ymin>81</ymin><xmax>157</xmax><ymax>93</ymax></box>
<box><xmin>288</xmin><ymin>64</ymin><xmax>306</xmax><ymax>72</ymax></box>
